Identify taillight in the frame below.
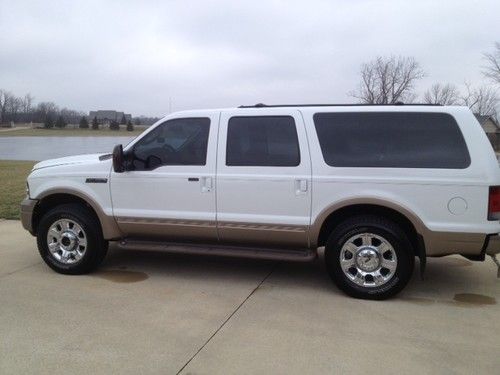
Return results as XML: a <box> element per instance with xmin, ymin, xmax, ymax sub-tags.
<box><xmin>488</xmin><ymin>186</ymin><xmax>500</xmax><ymax>220</ymax></box>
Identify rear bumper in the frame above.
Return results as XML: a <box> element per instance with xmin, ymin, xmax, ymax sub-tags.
<box><xmin>485</xmin><ymin>234</ymin><xmax>500</xmax><ymax>255</ymax></box>
<box><xmin>20</xmin><ymin>197</ymin><xmax>37</xmax><ymax>235</ymax></box>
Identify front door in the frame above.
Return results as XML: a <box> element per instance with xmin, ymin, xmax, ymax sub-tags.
<box><xmin>110</xmin><ymin>112</ymin><xmax>219</xmax><ymax>242</ymax></box>
<box><xmin>216</xmin><ymin>109</ymin><xmax>312</xmax><ymax>248</ymax></box>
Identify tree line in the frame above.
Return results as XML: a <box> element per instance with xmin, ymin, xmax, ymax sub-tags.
<box><xmin>0</xmin><ymin>92</ymin><xmax>86</xmax><ymax>125</ymax></box>
<box><xmin>0</xmin><ymin>91</ymin><xmax>160</xmax><ymax>130</ymax></box>
<box><xmin>350</xmin><ymin>42</ymin><xmax>500</xmax><ymax>119</ymax></box>
<box><xmin>78</xmin><ymin>114</ymin><xmax>134</xmax><ymax>132</ymax></box>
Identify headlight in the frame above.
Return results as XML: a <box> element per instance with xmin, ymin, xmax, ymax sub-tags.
<box><xmin>26</xmin><ymin>181</ymin><xmax>30</xmax><ymax>197</ymax></box>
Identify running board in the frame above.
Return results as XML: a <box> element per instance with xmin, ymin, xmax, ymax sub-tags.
<box><xmin>117</xmin><ymin>239</ymin><xmax>317</xmax><ymax>262</ymax></box>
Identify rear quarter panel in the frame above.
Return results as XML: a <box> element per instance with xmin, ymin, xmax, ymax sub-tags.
<box><xmin>301</xmin><ymin>106</ymin><xmax>500</xmax><ymax>256</ymax></box>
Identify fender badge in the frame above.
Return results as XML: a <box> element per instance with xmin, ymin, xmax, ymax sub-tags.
<box><xmin>85</xmin><ymin>178</ymin><xmax>108</xmax><ymax>183</ymax></box>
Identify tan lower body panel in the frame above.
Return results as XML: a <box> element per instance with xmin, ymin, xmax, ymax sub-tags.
<box><xmin>115</xmin><ymin>216</ymin><xmax>488</xmax><ymax>257</ymax></box>
<box><xmin>20</xmin><ymin>197</ymin><xmax>37</xmax><ymax>234</ymax></box>
<box><xmin>217</xmin><ymin>222</ymin><xmax>308</xmax><ymax>248</ymax></box>
<box><xmin>115</xmin><ymin>217</ymin><xmax>309</xmax><ymax>248</ymax></box>
<box><xmin>115</xmin><ymin>217</ymin><xmax>217</xmax><ymax>242</ymax></box>
<box><xmin>423</xmin><ymin>231</ymin><xmax>486</xmax><ymax>256</ymax></box>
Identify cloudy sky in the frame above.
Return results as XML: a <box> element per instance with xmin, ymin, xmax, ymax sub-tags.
<box><xmin>1</xmin><ymin>0</ymin><xmax>499</xmax><ymax>117</ymax></box>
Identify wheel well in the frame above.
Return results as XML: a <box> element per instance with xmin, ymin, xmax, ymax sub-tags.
<box><xmin>316</xmin><ymin>204</ymin><xmax>421</xmax><ymax>254</ymax></box>
<box><xmin>32</xmin><ymin>194</ymin><xmax>101</xmax><ymax>235</ymax></box>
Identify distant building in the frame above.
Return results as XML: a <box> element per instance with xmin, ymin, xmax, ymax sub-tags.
<box><xmin>88</xmin><ymin>110</ymin><xmax>132</xmax><ymax>125</ymax></box>
<box><xmin>475</xmin><ymin>113</ymin><xmax>500</xmax><ymax>151</ymax></box>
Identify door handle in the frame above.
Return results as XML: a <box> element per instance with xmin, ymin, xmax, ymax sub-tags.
<box><xmin>201</xmin><ymin>177</ymin><xmax>212</xmax><ymax>193</ymax></box>
<box><xmin>188</xmin><ymin>177</ymin><xmax>199</xmax><ymax>182</ymax></box>
<box><xmin>295</xmin><ymin>179</ymin><xmax>308</xmax><ymax>195</ymax></box>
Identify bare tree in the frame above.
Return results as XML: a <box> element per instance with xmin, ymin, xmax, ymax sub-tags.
<box><xmin>0</xmin><ymin>90</ymin><xmax>5</xmax><ymax>123</ymax></box>
<box><xmin>0</xmin><ymin>90</ymin><xmax>13</xmax><ymax>123</ymax></box>
<box><xmin>423</xmin><ymin>83</ymin><xmax>460</xmax><ymax>105</ymax></box>
<box><xmin>461</xmin><ymin>82</ymin><xmax>498</xmax><ymax>118</ymax></box>
<box><xmin>21</xmin><ymin>93</ymin><xmax>34</xmax><ymax>114</ymax></box>
<box><xmin>34</xmin><ymin>101</ymin><xmax>59</xmax><ymax>123</ymax></box>
<box><xmin>5</xmin><ymin>95</ymin><xmax>22</xmax><ymax>123</ymax></box>
<box><xmin>350</xmin><ymin>56</ymin><xmax>425</xmax><ymax>104</ymax></box>
<box><xmin>483</xmin><ymin>42</ymin><xmax>500</xmax><ymax>85</ymax></box>
<box><xmin>20</xmin><ymin>93</ymin><xmax>34</xmax><ymax>122</ymax></box>
<box><xmin>60</xmin><ymin>108</ymin><xmax>85</xmax><ymax>125</ymax></box>
<box><xmin>0</xmin><ymin>91</ymin><xmax>35</xmax><ymax>123</ymax></box>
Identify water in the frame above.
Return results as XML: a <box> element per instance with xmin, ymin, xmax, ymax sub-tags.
<box><xmin>0</xmin><ymin>136</ymin><xmax>135</xmax><ymax>161</ymax></box>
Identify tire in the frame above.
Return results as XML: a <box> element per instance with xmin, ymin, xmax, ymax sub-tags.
<box><xmin>37</xmin><ymin>203</ymin><xmax>108</xmax><ymax>274</ymax></box>
<box><xmin>325</xmin><ymin>215</ymin><xmax>414</xmax><ymax>300</ymax></box>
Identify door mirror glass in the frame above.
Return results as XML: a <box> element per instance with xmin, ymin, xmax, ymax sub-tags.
<box><xmin>112</xmin><ymin>144</ymin><xmax>125</xmax><ymax>173</ymax></box>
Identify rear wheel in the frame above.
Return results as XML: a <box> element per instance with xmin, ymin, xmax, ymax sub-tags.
<box><xmin>37</xmin><ymin>203</ymin><xmax>108</xmax><ymax>274</ymax></box>
<box><xmin>325</xmin><ymin>215</ymin><xmax>414</xmax><ymax>300</ymax></box>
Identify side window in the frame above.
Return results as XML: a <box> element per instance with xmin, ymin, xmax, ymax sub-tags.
<box><xmin>226</xmin><ymin>116</ymin><xmax>300</xmax><ymax>167</ymax></box>
<box><xmin>131</xmin><ymin>117</ymin><xmax>210</xmax><ymax>170</ymax></box>
<box><xmin>313</xmin><ymin>112</ymin><xmax>471</xmax><ymax>169</ymax></box>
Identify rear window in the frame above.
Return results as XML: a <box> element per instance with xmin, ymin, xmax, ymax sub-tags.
<box><xmin>313</xmin><ymin>112</ymin><xmax>470</xmax><ymax>169</ymax></box>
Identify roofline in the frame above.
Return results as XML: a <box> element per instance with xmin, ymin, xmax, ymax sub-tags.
<box><xmin>238</xmin><ymin>103</ymin><xmax>443</xmax><ymax>108</ymax></box>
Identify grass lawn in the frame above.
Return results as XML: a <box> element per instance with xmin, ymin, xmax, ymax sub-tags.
<box><xmin>0</xmin><ymin>161</ymin><xmax>36</xmax><ymax>219</ymax></box>
<box><xmin>0</xmin><ymin>127</ymin><xmax>145</xmax><ymax>137</ymax></box>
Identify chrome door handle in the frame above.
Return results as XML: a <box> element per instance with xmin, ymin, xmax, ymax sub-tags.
<box><xmin>201</xmin><ymin>177</ymin><xmax>212</xmax><ymax>193</ymax></box>
<box><xmin>295</xmin><ymin>179</ymin><xmax>308</xmax><ymax>195</ymax></box>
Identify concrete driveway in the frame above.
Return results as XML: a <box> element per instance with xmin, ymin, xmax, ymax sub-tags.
<box><xmin>0</xmin><ymin>219</ymin><xmax>499</xmax><ymax>374</ymax></box>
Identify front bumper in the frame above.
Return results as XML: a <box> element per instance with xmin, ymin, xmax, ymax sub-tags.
<box><xmin>20</xmin><ymin>197</ymin><xmax>38</xmax><ymax>235</ymax></box>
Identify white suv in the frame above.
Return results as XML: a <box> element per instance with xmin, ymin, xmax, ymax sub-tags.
<box><xmin>20</xmin><ymin>104</ymin><xmax>500</xmax><ymax>299</ymax></box>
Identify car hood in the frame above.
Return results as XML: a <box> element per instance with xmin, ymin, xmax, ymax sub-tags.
<box><xmin>33</xmin><ymin>153</ymin><xmax>111</xmax><ymax>170</ymax></box>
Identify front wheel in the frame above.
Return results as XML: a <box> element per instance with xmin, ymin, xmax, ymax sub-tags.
<box><xmin>325</xmin><ymin>215</ymin><xmax>414</xmax><ymax>300</ymax></box>
<box><xmin>37</xmin><ymin>203</ymin><xmax>108</xmax><ymax>274</ymax></box>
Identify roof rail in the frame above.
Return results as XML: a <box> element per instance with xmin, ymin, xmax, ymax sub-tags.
<box><xmin>237</xmin><ymin>103</ymin><xmax>443</xmax><ymax>108</ymax></box>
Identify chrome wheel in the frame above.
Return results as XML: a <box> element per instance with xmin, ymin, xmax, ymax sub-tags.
<box><xmin>46</xmin><ymin>219</ymin><xmax>87</xmax><ymax>264</ymax></box>
<box><xmin>339</xmin><ymin>233</ymin><xmax>397</xmax><ymax>288</ymax></box>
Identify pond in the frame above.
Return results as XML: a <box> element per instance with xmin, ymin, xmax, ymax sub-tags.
<box><xmin>0</xmin><ymin>136</ymin><xmax>135</xmax><ymax>161</ymax></box>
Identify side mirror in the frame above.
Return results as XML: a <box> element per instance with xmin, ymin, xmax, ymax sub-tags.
<box><xmin>112</xmin><ymin>144</ymin><xmax>125</xmax><ymax>173</ymax></box>
<box><xmin>146</xmin><ymin>155</ymin><xmax>162</xmax><ymax>170</ymax></box>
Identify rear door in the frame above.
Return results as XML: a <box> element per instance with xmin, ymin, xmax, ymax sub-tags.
<box><xmin>216</xmin><ymin>109</ymin><xmax>312</xmax><ymax>248</ymax></box>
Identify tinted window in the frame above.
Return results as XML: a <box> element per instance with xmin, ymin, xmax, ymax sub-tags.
<box><xmin>226</xmin><ymin>116</ymin><xmax>300</xmax><ymax>167</ymax></box>
<box><xmin>131</xmin><ymin>117</ymin><xmax>210</xmax><ymax>170</ymax></box>
<box><xmin>313</xmin><ymin>112</ymin><xmax>470</xmax><ymax>169</ymax></box>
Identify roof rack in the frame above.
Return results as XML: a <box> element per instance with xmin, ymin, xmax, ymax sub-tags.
<box><xmin>238</xmin><ymin>103</ymin><xmax>443</xmax><ymax>108</ymax></box>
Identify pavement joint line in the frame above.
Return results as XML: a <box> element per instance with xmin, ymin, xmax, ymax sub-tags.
<box><xmin>0</xmin><ymin>261</ymin><xmax>41</xmax><ymax>279</ymax></box>
<box><xmin>176</xmin><ymin>261</ymin><xmax>280</xmax><ymax>375</ymax></box>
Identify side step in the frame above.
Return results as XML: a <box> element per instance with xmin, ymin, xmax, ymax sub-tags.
<box><xmin>117</xmin><ymin>239</ymin><xmax>317</xmax><ymax>262</ymax></box>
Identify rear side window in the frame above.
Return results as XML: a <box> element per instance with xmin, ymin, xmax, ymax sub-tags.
<box><xmin>226</xmin><ymin>116</ymin><xmax>300</xmax><ymax>166</ymax></box>
<box><xmin>313</xmin><ymin>112</ymin><xmax>470</xmax><ymax>169</ymax></box>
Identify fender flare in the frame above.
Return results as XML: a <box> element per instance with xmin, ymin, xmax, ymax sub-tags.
<box><xmin>35</xmin><ymin>188</ymin><xmax>122</xmax><ymax>240</ymax></box>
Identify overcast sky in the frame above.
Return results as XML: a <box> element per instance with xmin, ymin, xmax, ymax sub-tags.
<box><xmin>1</xmin><ymin>0</ymin><xmax>499</xmax><ymax>117</ymax></box>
